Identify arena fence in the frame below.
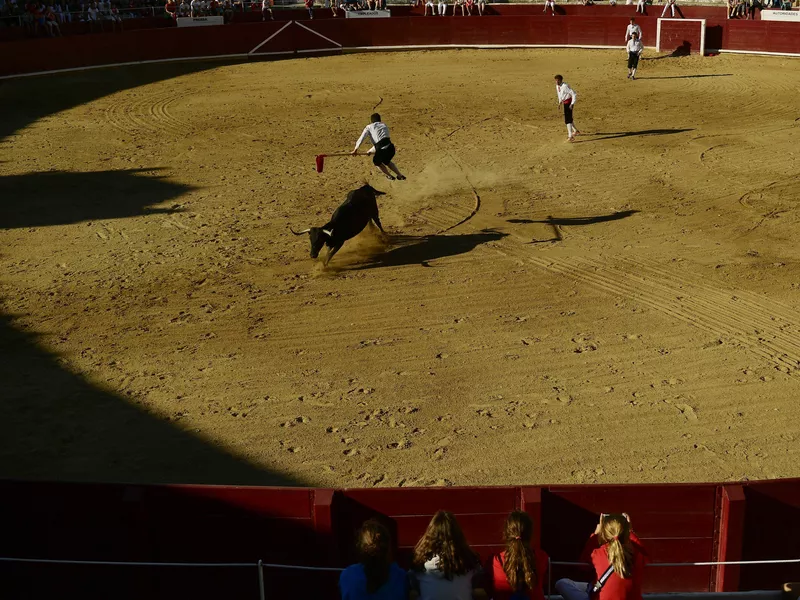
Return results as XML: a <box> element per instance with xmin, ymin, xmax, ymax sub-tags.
<box><xmin>1</xmin><ymin>555</ymin><xmax>798</xmax><ymax>600</ymax></box>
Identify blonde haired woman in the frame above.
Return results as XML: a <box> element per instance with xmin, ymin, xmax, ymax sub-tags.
<box><xmin>555</xmin><ymin>513</ymin><xmax>648</xmax><ymax>600</ymax></box>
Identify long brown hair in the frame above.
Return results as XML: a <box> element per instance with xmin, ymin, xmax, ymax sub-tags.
<box><xmin>357</xmin><ymin>519</ymin><xmax>392</xmax><ymax>593</ymax></box>
<box><xmin>412</xmin><ymin>511</ymin><xmax>479</xmax><ymax>580</ymax></box>
<box><xmin>598</xmin><ymin>514</ymin><xmax>634</xmax><ymax>579</ymax></box>
<box><xmin>502</xmin><ymin>510</ymin><xmax>538</xmax><ymax>592</ymax></box>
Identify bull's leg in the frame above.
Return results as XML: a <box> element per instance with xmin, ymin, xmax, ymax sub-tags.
<box><xmin>323</xmin><ymin>244</ymin><xmax>343</xmax><ymax>266</ymax></box>
<box><xmin>372</xmin><ymin>215</ymin><xmax>386</xmax><ymax>233</ymax></box>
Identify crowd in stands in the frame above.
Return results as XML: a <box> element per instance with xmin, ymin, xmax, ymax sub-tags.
<box><xmin>727</xmin><ymin>0</ymin><xmax>791</xmax><ymax>16</ymax></box>
<box><xmin>0</xmin><ymin>0</ymin><xmax>158</xmax><ymax>30</ymax></box>
<box><xmin>339</xmin><ymin>510</ymin><xmax>648</xmax><ymax>600</ymax></box>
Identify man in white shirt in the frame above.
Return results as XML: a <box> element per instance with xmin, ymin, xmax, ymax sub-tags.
<box><xmin>554</xmin><ymin>74</ymin><xmax>581</xmax><ymax>142</ymax></box>
<box><xmin>625</xmin><ymin>17</ymin><xmax>642</xmax><ymax>43</ymax></box>
<box><xmin>626</xmin><ymin>32</ymin><xmax>644</xmax><ymax>79</ymax></box>
<box><xmin>351</xmin><ymin>113</ymin><xmax>406</xmax><ymax>181</ymax></box>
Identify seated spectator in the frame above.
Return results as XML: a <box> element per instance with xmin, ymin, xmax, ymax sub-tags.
<box><xmin>477</xmin><ymin>0</ymin><xmax>486</xmax><ymax>15</ymax></box>
<box><xmin>583</xmin><ymin>0</ymin><xmax>594</xmax><ymax>5</ymax></box>
<box><xmin>555</xmin><ymin>514</ymin><xmax>648</xmax><ymax>600</ymax></box>
<box><xmin>424</xmin><ymin>0</ymin><xmax>434</xmax><ymax>15</ymax></box>
<box><xmin>108</xmin><ymin>1</ymin><xmax>121</xmax><ymax>27</ymax></box>
<box><xmin>261</xmin><ymin>0</ymin><xmax>271</xmax><ymax>19</ymax></box>
<box><xmin>735</xmin><ymin>0</ymin><xmax>746</xmax><ymax>17</ymax></box>
<box><xmin>339</xmin><ymin>520</ymin><xmax>408</xmax><ymax>600</ymax></box>
<box><xmin>635</xmin><ymin>0</ymin><xmax>645</xmax><ymax>14</ymax></box>
<box><xmin>543</xmin><ymin>0</ymin><xmax>555</xmax><ymax>15</ymax></box>
<box><xmin>189</xmin><ymin>0</ymin><xmax>200</xmax><ymax>15</ymax></box>
<box><xmin>780</xmin><ymin>0</ymin><xmax>791</xmax><ymax>9</ymax></box>
<box><xmin>453</xmin><ymin>0</ymin><xmax>465</xmax><ymax>15</ymax></box>
<box><xmin>746</xmin><ymin>0</ymin><xmax>760</xmax><ymax>18</ymax></box>
<box><xmin>304</xmin><ymin>0</ymin><xmax>312</xmax><ymax>18</ymax></box>
<box><xmin>408</xmin><ymin>511</ymin><xmax>486</xmax><ymax>600</ymax></box>
<box><xmin>44</xmin><ymin>4</ymin><xmax>61</xmax><ymax>34</ymax></box>
<box><xmin>177</xmin><ymin>0</ymin><xmax>189</xmax><ymax>15</ymax></box>
<box><xmin>465</xmin><ymin>0</ymin><xmax>473</xmax><ymax>14</ymax></box>
<box><xmin>165</xmin><ymin>0</ymin><xmax>176</xmax><ymax>16</ymax></box>
<box><xmin>609</xmin><ymin>0</ymin><xmax>617</xmax><ymax>6</ymax></box>
<box><xmin>436</xmin><ymin>0</ymin><xmax>445</xmax><ymax>13</ymax></box>
<box><xmin>86</xmin><ymin>1</ymin><xmax>101</xmax><ymax>28</ymax></box>
<box><xmin>485</xmin><ymin>511</ymin><xmax>550</xmax><ymax>600</ymax></box>
<box><xmin>222</xmin><ymin>0</ymin><xmax>232</xmax><ymax>19</ymax></box>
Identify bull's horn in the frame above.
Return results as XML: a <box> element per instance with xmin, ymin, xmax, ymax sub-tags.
<box><xmin>322</xmin><ymin>229</ymin><xmax>333</xmax><ymax>237</ymax></box>
<box><xmin>290</xmin><ymin>227</ymin><xmax>311</xmax><ymax>235</ymax></box>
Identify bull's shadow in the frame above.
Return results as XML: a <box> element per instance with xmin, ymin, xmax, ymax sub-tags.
<box><xmin>345</xmin><ymin>229</ymin><xmax>507</xmax><ymax>270</ymax></box>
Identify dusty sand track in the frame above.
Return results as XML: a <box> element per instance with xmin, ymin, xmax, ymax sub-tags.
<box><xmin>1</xmin><ymin>50</ymin><xmax>799</xmax><ymax>487</ymax></box>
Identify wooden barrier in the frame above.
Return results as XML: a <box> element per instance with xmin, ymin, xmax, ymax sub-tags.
<box><xmin>2</xmin><ymin>10</ymin><xmax>800</xmax><ymax>77</ymax></box>
<box><xmin>1</xmin><ymin>478</ymin><xmax>799</xmax><ymax>599</ymax></box>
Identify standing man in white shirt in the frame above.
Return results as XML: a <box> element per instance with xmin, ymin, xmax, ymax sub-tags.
<box><xmin>625</xmin><ymin>17</ymin><xmax>642</xmax><ymax>43</ymax></box>
<box><xmin>626</xmin><ymin>32</ymin><xmax>644</xmax><ymax>80</ymax></box>
<box><xmin>554</xmin><ymin>75</ymin><xmax>581</xmax><ymax>142</ymax></box>
<box><xmin>351</xmin><ymin>113</ymin><xmax>406</xmax><ymax>181</ymax></box>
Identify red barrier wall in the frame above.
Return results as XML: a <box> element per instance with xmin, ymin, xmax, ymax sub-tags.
<box><xmin>3</xmin><ymin>11</ymin><xmax>799</xmax><ymax>77</ymax></box>
<box><xmin>1</xmin><ymin>479</ymin><xmax>799</xmax><ymax>599</ymax></box>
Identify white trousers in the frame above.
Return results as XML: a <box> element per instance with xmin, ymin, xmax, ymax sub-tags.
<box><xmin>555</xmin><ymin>580</ymin><xmax>592</xmax><ymax>600</ymax></box>
<box><xmin>438</xmin><ymin>1</ymin><xmax>446</xmax><ymax>13</ymax></box>
<box><xmin>661</xmin><ymin>2</ymin><xmax>675</xmax><ymax>15</ymax></box>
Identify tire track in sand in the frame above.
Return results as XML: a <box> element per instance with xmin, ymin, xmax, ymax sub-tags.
<box><xmin>102</xmin><ymin>89</ymin><xmax>189</xmax><ymax>136</ymax></box>
<box><xmin>515</xmin><ymin>252</ymin><xmax>800</xmax><ymax>374</ymax></box>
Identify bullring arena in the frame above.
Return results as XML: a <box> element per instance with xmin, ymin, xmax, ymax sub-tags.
<box><xmin>3</xmin><ymin>3</ymin><xmax>800</xmax><ymax>598</ymax></box>
<box><xmin>3</xmin><ymin>44</ymin><xmax>799</xmax><ymax>488</ymax></box>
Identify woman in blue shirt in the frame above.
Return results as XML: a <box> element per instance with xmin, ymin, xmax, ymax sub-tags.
<box><xmin>340</xmin><ymin>520</ymin><xmax>409</xmax><ymax>600</ymax></box>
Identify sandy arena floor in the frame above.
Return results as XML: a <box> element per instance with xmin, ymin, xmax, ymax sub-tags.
<box><xmin>1</xmin><ymin>49</ymin><xmax>799</xmax><ymax>488</ymax></box>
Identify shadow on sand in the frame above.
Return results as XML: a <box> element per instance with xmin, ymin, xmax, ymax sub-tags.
<box><xmin>508</xmin><ymin>210</ymin><xmax>639</xmax><ymax>243</ymax></box>
<box><xmin>0</xmin><ymin>168</ymin><xmax>193</xmax><ymax>229</ymax></box>
<box><xmin>576</xmin><ymin>128</ymin><xmax>694</xmax><ymax>142</ymax></box>
<box><xmin>345</xmin><ymin>229</ymin><xmax>507</xmax><ymax>270</ymax></box>
<box><xmin>636</xmin><ymin>73</ymin><xmax>733</xmax><ymax>79</ymax></box>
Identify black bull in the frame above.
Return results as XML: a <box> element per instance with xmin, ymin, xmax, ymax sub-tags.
<box><xmin>291</xmin><ymin>184</ymin><xmax>386</xmax><ymax>266</ymax></box>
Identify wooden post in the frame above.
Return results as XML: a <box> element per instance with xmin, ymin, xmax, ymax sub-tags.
<box><xmin>715</xmin><ymin>484</ymin><xmax>746</xmax><ymax>592</ymax></box>
<box><xmin>520</xmin><ymin>487</ymin><xmax>543</xmax><ymax>549</ymax></box>
<box><xmin>312</xmin><ymin>488</ymin><xmax>337</xmax><ymax>564</ymax></box>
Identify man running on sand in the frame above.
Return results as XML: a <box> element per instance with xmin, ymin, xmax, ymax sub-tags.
<box><xmin>554</xmin><ymin>75</ymin><xmax>581</xmax><ymax>142</ymax></box>
<box><xmin>351</xmin><ymin>113</ymin><xmax>406</xmax><ymax>181</ymax></box>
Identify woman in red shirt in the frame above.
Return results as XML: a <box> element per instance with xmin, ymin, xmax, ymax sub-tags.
<box><xmin>555</xmin><ymin>513</ymin><xmax>648</xmax><ymax>600</ymax></box>
<box><xmin>485</xmin><ymin>511</ymin><xmax>550</xmax><ymax>600</ymax></box>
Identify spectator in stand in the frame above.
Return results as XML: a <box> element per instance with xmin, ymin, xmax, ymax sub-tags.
<box><xmin>189</xmin><ymin>0</ymin><xmax>200</xmax><ymax>15</ymax></box>
<box><xmin>485</xmin><ymin>511</ymin><xmax>550</xmax><ymax>600</ymax></box>
<box><xmin>477</xmin><ymin>0</ymin><xmax>486</xmax><ymax>15</ymax></box>
<box><xmin>165</xmin><ymin>0</ymin><xmax>176</xmax><ymax>17</ymax></box>
<box><xmin>583</xmin><ymin>0</ymin><xmax>594</xmax><ymax>5</ymax></box>
<box><xmin>625</xmin><ymin>17</ymin><xmax>642</xmax><ymax>43</ymax></box>
<box><xmin>87</xmin><ymin>1</ymin><xmax>101</xmax><ymax>29</ymax></box>
<box><xmin>453</xmin><ymin>0</ymin><xmax>465</xmax><ymax>15</ymax></box>
<box><xmin>543</xmin><ymin>0</ymin><xmax>555</xmax><ymax>15</ymax></box>
<box><xmin>746</xmin><ymin>0</ymin><xmax>759</xmax><ymax>18</ymax></box>
<box><xmin>726</xmin><ymin>0</ymin><xmax>736</xmax><ymax>17</ymax></box>
<box><xmin>635</xmin><ymin>0</ymin><xmax>645</xmax><ymax>14</ymax></box>
<box><xmin>177</xmin><ymin>0</ymin><xmax>189</xmax><ymax>15</ymax></box>
<box><xmin>424</xmin><ymin>0</ymin><xmax>434</xmax><ymax>14</ymax></box>
<box><xmin>555</xmin><ymin>514</ymin><xmax>648</xmax><ymax>600</ymax></box>
<box><xmin>660</xmin><ymin>0</ymin><xmax>680</xmax><ymax>17</ymax></box>
<box><xmin>465</xmin><ymin>0</ymin><xmax>473</xmax><ymax>14</ymax></box>
<box><xmin>304</xmin><ymin>0</ymin><xmax>313</xmax><ymax>18</ymax></box>
<box><xmin>340</xmin><ymin>520</ymin><xmax>408</xmax><ymax>600</ymax></box>
<box><xmin>408</xmin><ymin>511</ymin><xmax>486</xmax><ymax>600</ymax></box>
<box><xmin>108</xmin><ymin>1</ymin><xmax>121</xmax><ymax>27</ymax></box>
<box><xmin>222</xmin><ymin>0</ymin><xmax>232</xmax><ymax>19</ymax></box>
<box><xmin>261</xmin><ymin>0</ymin><xmax>272</xmax><ymax>19</ymax></box>
<box><xmin>436</xmin><ymin>0</ymin><xmax>445</xmax><ymax>14</ymax></box>
<box><xmin>609</xmin><ymin>0</ymin><xmax>617</xmax><ymax>6</ymax></box>
<box><xmin>44</xmin><ymin>4</ymin><xmax>61</xmax><ymax>34</ymax></box>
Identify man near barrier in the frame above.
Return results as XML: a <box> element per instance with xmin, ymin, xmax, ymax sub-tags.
<box><xmin>625</xmin><ymin>17</ymin><xmax>642</xmax><ymax>43</ymax></box>
<box><xmin>626</xmin><ymin>32</ymin><xmax>644</xmax><ymax>80</ymax></box>
<box><xmin>351</xmin><ymin>113</ymin><xmax>406</xmax><ymax>182</ymax></box>
<box><xmin>555</xmin><ymin>75</ymin><xmax>581</xmax><ymax>142</ymax></box>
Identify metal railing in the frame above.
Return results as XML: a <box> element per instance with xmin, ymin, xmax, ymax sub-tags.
<box><xmin>1</xmin><ymin>555</ymin><xmax>798</xmax><ymax>600</ymax></box>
